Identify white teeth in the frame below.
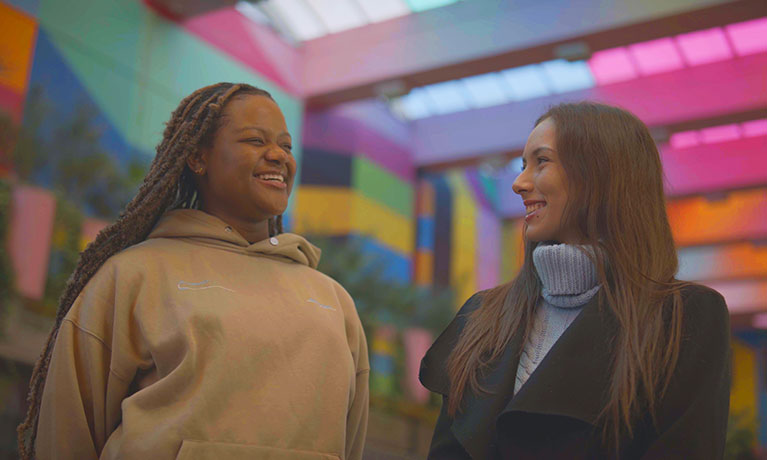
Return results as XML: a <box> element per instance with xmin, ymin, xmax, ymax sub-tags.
<box><xmin>525</xmin><ymin>203</ymin><xmax>545</xmax><ymax>215</ymax></box>
<box><xmin>256</xmin><ymin>174</ymin><xmax>284</xmax><ymax>183</ymax></box>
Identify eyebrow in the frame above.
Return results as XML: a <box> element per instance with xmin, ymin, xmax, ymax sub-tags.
<box><xmin>236</xmin><ymin>126</ymin><xmax>291</xmax><ymax>138</ymax></box>
<box><xmin>522</xmin><ymin>146</ymin><xmax>555</xmax><ymax>162</ymax></box>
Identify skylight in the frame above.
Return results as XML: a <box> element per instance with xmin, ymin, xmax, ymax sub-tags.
<box><xmin>243</xmin><ymin>0</ymin><xmax>461</xmax><ymax>43</ymax></box>
<box><xmin>391</xmin><ymin>17</ymin><xmax>766</xmax><ymax>121</ymax></box>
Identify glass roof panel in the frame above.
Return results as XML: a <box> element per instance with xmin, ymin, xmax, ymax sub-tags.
<box><xmin>588</xmin><ymin>47</ymin><xmax>638</xmax><ymax>85</ymax></box>
<box><xmin>405</xmin><ymin>0</ymin><xmax>460</xmax><ymax>13</ymax></box>
<box><xmin>305</xmin><ymin>0</ymin><xmax>369</xmax><ymax>34</ymax></box>
<box><xmin>629</xmin><ymin>37</ymin><xmax>685</xmax><ymax>75</ymax></box>
<box><xmin>676</xmin><ymin>27</ymin><xmax>733</xmax><ymax>65</ymax></box>
<box><xmin>461</xmin><ymin>73</ymin><xmax>511</xmax><ymax>108</ymax></box>
<box><xmin>500</xmin><ymin>65</ymin><xmax>551</xmax><ymax>101</ymax></box>
<box><xmin>262</xmin><ymin>0</ymin><xmax>326</xmax><ymax>41</ymax></box>
<box><xmin>726</xmin><ymin>17</ymin><xmax>767</xmax><ymax>56</ymax></box>
<box><xmin>423</xmin><ymin>80</ymin><xmax>472</xmax><ymax>114</ymax></box>
<box><xmin>540</xmin><ymin>59</ymin><xmax>595</xmax><ymax>93</ymax></box>
<box><xmin>355</xmin><ymin>0</ymin><xmax>411</xmax><ymax>22</ymax></box>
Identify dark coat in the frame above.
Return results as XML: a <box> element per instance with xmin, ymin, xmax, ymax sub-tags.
<box><xmin>419</xmin><ymin>284</ymin><xmax>731</xmax><ymax>459</ymax></box>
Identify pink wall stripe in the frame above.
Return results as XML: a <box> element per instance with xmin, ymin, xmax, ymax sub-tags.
<box><xmin>8</xmin><ymin>185</ymin><xmax>55</xmax><ymax>300</ymax></box>
<box><xmin>403</xmin><ymin>327</ymin><xmax>433</xmax><ymax>403</ymax></box>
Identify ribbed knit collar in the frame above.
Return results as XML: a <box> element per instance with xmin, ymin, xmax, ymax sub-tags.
<box><xmin>533</xmin><ymin>243</ymin><xmax>600</xmax><ymax>308</ymax></box>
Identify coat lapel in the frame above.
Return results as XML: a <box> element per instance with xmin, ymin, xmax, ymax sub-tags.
<box><xmin>499</xmin><ymin>293</ymin><xmax>617</xmax><ymax>427</ymax></box>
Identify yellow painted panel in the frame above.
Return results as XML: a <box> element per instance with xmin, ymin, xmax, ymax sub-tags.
<box><xmin>448</xmin><ymin>172</ymin><xmax>477</xmax><ymax>307</ymax></box>
<box><xmin>414</xmin><ymin>250</ymin><xmax>433</xmax><ymax>286</ymax></box>
<box><xmin>730</xmin><ymin>339</ymin><xmax>757</xmax><ymax>423</ymax></box>
<box><xmin>501</xmin><ymin>218</ymin><xmax>525</xmax><ymax>282</ymax></box>
<box><xmin>352</xmin><ymin>193</ymin><xmax>414</xmax><ymax>255</ymax></box>
<box><xmin>293</xmin><ymin>186</ymin><xmax>353</xmax><ymax>235</ymax></box>
<box><xmin>0</xmin><ymin>2</ymin><xmax>37</xmax><ymax>93</ymax></box>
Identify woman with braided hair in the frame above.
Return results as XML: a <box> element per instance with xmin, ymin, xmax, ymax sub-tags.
<box><xmin>17</xmin><ymin>82</ymin><xmax>369</xmax><ymax>460</ymax></box>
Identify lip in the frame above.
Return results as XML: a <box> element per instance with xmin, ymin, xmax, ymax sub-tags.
<box><xmin>523</xmin><ymin>200</ymin><xmax>546</xmax><ymax>223</ymax></box>
<box><xmin>253</xmin><ymin>171</ymin><xmax>289</xmax><ymax>190</ymax></box>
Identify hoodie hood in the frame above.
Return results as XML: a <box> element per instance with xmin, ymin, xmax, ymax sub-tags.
<box><xmin>148</xmin><ymin>209</ymin><xmax>321</xmax><ymax>269</ymax></box>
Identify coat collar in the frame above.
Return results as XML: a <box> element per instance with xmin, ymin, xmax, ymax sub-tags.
<box><xmin>420</xmin><ymin>292</ymin><xmax>618</xmax><ymax>460</ymax></box>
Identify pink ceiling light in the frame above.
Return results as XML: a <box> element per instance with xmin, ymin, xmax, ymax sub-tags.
<box><xmin>700</xmin><ymin>124</ymin><xmax>741</xmax><ymax>144</ymax></box>
<box><xmin>587</xmin><ymin>47</ymin><xmax>638</xmax><ymax>85</ymax></box>
<box><xmin>676</xmin><ymin>27</ymin><xmax>733</xmax><ymax>65</ymax></box>
<box><xmin>726</xmin><ymin>17</ymin><xmax>767</xmax><ymax>56</ymax></box>
<box><xmin>629</xmin><ymin>37</ymin><xmax>685</xmax><ymax>75</ymax></box>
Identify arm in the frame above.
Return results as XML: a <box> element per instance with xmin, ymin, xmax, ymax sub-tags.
<box><xmin>427</xmin><ymin>397</ymin><xmax>472</xmax><ymax>460</ymax></box>
<box><xmin>342</xmin><ymin>289</ymin><xmax>369</xmax><ymax>460</ymax></box>
<box><xmin>35</xmin><ymin>320</ymin><xmax>133</xmax><ymax>459</ymax></box>
<box><xmin>35</xmin><ymin>263</ymin><xmax>139</xmax><ymax>460</ymax></box>
<box><xmin>641</xmin><ymin>289</ymin><xmax>731</xmax><ymax>459</ymax></box>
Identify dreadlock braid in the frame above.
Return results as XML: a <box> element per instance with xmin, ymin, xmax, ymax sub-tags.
<box><xmin>17</xmin><ymin>82</ymin><xmax>280</xmax><ymax>459</ymax></box>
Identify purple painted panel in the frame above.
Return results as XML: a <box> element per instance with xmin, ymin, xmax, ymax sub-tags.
<box><xmin>303</xmin><ymin>109</ymin><xmax>415</xmax><ymax>181</ymax></box>
<box><xmin>476</xmin><ymin>206</ymin><xmax>500</xmax><ymax>290</ymax></box>
<box><xmin>465</xmin><ymin>169</ymin><xmax>494</xmax><ymax>211</ymax></box>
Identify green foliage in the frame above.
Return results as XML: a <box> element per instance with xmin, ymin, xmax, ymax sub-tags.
<box><xmin>0</xmin><ymin>178</ymin><xmax>13</xmax><ymax>324</ymax></box>
<box><xmin>37</xmin><ymin>196</ymin><xmax>83</xmax><ymax>317</ymax></box>
<box><xmin>310</xmin><ymin>235</ymin><xmax>455</xmax><ymax>337</ymax></box>
<box><xmin>725</xmin><ymin>410</ymin><xmax>758</xmax><ymax>460</ymax></box>
<box><xmin>310</xmin><ymin>234</ymin><xmax>455</xmax><ymax>405</ymax></box>
<box><xmin>11</xmin><ymin>85</ymin><xmax>148</xmax><ymax>220</ymax></box>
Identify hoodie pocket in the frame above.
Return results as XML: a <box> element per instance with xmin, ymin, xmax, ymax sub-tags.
<box><xmin>175</xmin><ymin>440</ymin><xmax>341</xmax><ymax>460</ymax></box>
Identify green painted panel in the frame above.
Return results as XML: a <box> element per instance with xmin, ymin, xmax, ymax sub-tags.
<box><xmin>352</xmin><ymin>156</ymin><xmax>413</xmax><ymax>217</ymax></box>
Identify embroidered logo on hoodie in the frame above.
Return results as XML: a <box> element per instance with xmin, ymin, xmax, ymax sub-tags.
<box><xmin>306</xmin><ymin>298</ymin><xmax>336</xmax><ymax>311</ymax></box>
<box><xmin>178</xmin><ymin>280</ymin><xmax>235</xmax><ymax>293</ymax></box>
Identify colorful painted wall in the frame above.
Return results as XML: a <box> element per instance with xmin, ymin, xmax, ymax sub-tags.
<box><xmin>415</xmin><ymin>169</ymin><xmax>505</xmax><ymax>306</ymax></box>
<box><xmin>295</xmin><ymin>99</ymin><xmax>415</xmax><ymax>283</ymax></box>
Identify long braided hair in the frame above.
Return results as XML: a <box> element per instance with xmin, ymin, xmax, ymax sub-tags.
<box><xmin>17</xmin><ymin>82</ymin><xmax>282</xmax><ymax>458</ymax></box>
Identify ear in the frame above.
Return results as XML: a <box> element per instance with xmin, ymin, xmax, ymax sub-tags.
<box><xmin>186</xmin><ymin>149</ymin><xmax>208</xmax><ymax>176</ymax></box>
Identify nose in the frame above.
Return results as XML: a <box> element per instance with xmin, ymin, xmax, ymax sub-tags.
<box><xmin>264</xmin><ymin>144</ymin><xmax>288</xmax><ymax>165</ymax></box>
<box><xmin>512</xmin><ymin>168</ymin><xmax>531</xmax><ymax>195</ymax></box>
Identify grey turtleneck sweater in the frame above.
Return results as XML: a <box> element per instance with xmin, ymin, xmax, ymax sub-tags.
<box><xmin>514</xmin><ymin>244</ymin><xmax>600</xmax><ymax>394</ymax></box>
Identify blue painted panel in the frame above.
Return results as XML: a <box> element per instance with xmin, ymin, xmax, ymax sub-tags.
<box><xmin>417</xmin><ymin>216</ymin><xmax>434</xmax><ymax>250</ymax></box>
<box><xmin>350</xmin><ymin>234</ymin><xmax>411</xmax><ymax>284</ymax></box>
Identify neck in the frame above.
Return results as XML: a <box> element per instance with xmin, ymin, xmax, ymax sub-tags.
<box><xmin>201</xmin><ymin>205</ymin><xmax>270</xmax><ymax>243</ymax></box>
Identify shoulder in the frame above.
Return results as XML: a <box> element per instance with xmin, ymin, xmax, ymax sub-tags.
<box><xmin>677</xmin><ymin>283</ymin><xmax>729</xmax><ymax>337</ymax></box>
<box><xmin>419</xmin><ymin>291</ymin><xmax>487</xmax><ymax>395</ymax></box>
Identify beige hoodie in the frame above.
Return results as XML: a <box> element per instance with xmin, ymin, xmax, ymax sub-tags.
<box><xmin>36</xmin><ymin>209</ymin><xmax>369</xmax><ymax>460</ymax></box>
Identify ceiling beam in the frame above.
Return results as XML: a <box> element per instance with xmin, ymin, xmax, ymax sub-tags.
<box><xmin>302</xmin><ymin>0</ymin><xmax>764</xmax><ymax>107</ymax></box>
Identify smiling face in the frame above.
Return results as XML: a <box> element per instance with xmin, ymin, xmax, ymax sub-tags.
<box><xmin>189</xmin><ymin>94</ymin><xmax>296</xmax><ymax>235</ymax></box>
<box><xmin>512</xmin><ymin>117</ymin><xmax>579</xmax><ymax>244</ymax></box>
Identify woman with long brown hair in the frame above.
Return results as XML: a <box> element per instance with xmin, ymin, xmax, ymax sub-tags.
<box><xmin>420</xmin><ymin>102</ymin><xmax>730</xmax><ymax>459</ymax></box>
<box><xmin>18</xmin><ymin>82</ymin><xmax>369</xmax><ymax>460</ymax></box>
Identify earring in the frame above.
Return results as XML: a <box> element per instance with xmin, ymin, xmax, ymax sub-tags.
<box><xmin>195</xmin><ymin>167</ymin><xmax>204</xmax><ymax>175</ymax></box>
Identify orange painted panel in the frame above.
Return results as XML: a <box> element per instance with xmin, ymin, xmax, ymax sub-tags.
<box><xmin>414</xmin><ymin>249</ymin><xmax>433</xmax><ymax>286</ymax></box>
<box><xmin>0</xmin><ymin>2</ymin><xmax>37</xmax><ymax>93</ymax></box>
<box><xmin>668</xmin><ymin>189</ymin><xmax>767</xmax><ymax>246</ymax></box>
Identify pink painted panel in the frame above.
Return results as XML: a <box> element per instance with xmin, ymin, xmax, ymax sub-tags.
<box><xmin>80</xmin><ymin>217</ymin><xmax>109</xmax><ymax>251</ymax></box>
<box><xmin>662</xmin><ymin>135</ymin><xmax>767</xmax><ymax>196</ymax></box>
<box><xmin>476</xmin><ymin>205</ymin><xmax>500</xmax><ymax>290</ymax></box>
<box><xmin>703</xmin><ymin>280</ymin><xmax>767</xmax><ymax>314</ymax></box>
<box><xmin>8</xmin><ymin>185</ymin><xmax>55</xmax><ymax>300</ymax></box>
<box><xmin>182</xmin><ymin>7</ymin><xmax>302</xmax><ymax>96</ymax></box>
<box><xmin>402</xmin><ymin>327</ymin><xmax>432</xmax><ymax>403</ymax></box>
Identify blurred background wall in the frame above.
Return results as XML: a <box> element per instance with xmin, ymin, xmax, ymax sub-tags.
<box><xmin>0</xmin><ymin>0</ymin><xmax>765</xmax><ymax>458</ymax></box>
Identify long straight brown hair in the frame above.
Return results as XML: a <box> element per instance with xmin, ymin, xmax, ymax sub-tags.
<box><xmin>446</xmin><ymin>102</ymin><xmax>687</xmax><ymax>448</ymax></box>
